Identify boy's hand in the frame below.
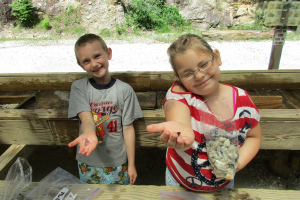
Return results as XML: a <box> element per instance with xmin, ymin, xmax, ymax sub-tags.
<box><xmin>68</xmin><ymin>132</ymin><xmax>98</xmax><ymax>156</ymax></box>
<box><xmin>146</xmin><ymin>121</ymin><xmax>195</xmax><ymax>151</ymax></box>
<box><xmin>128</xmin><ymin>165</ymin><xmax>137</xmax><ymax>185</ymax></box>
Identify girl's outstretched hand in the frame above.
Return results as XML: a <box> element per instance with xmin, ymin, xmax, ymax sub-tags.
<box><xmin>146</xmin><ymin>121</ymin><xmax>195</xmax><ymax>151</ymax></box>
<box><xmin>68</xmin><ymin>132</ymin><xmax>98</xmax><ymax>156</ymax></box>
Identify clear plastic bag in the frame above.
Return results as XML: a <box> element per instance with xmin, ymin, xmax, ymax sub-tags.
<box><xmin>23</xmin><ymin>167</ymin><xmax>101</xmax><ymax>200</ymax></box>
<box><xmin>199</xmin><ymin>96</ymin><xmax>239</xmax><ymax>180</ymax></box>
<box><xmin>0</xmin><ymin>157</ymin><xmax>32</xmax><ymax>200</ymax></box>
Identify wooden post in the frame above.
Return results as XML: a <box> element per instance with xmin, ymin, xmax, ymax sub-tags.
<box><xmin>268</xmin><ymin>26</ymin><xmax>287</xmax><ymax>70</ymax></box>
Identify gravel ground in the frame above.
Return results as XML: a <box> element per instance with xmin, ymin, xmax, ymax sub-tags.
<box><xmin>0</xmin><ymin>39</ymin><xmax>300</xmax><ymax>73</ymax></box>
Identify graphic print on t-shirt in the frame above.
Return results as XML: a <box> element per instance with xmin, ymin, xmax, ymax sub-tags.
<box><xmin>91</xmin><ymin>101</ymin><xmax>119</xmax><ymax>143</ymax></box>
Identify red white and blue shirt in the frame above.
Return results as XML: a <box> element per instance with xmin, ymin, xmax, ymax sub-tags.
<box><xmin>164</xmin><ymin>81</ymin><xmax>260</xmax><ymax>192</ymax></box>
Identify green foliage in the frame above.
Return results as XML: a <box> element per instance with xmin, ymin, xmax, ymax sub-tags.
<box><xmin>9</xmin><ymin>0</ymin><xmax>37</xmax><ymax>27</ymax></box>
<box><xmin>39</xmin><ymin>18</ymin><xmax>51</xmax><ymax>30</ymax></box>
<box><xmin>99</xmin><ymin>28</ymin><xmax>112</xmax><ymax>37</ymax></box>
<box><xmin>254</xmin><ymin>10</ymin><xmax>265</xmax><ymax>27</ymax></box>
<box><xmin>233</xmin><ymin>3</ymin><xmax>239</xmax><ymax>8</ymax></box>
<box><xmin>126</xmin><ymin>0</ymin><xmax>189</xmax><ymax>30</ymax></box>
<box><xmin>50</xmin><ymin>6</ymin><xmax>85</xmax><ymax>36</ymax></box>
<box><xmin>115</xmin><ymin>23</ymin><xmax>127</xmax><ymax>35</ymax></box>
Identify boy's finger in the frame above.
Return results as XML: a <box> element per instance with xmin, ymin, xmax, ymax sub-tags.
<box><xmin>68</xmin><ymin>139</ymin><xmax>79</xmax><ymax>147</ymax></box>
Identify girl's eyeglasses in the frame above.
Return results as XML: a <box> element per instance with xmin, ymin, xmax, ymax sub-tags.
<box><xmin>179</xmin><ymin>56</ymin><xmax>214</xmax><ymax>83</ymax></box>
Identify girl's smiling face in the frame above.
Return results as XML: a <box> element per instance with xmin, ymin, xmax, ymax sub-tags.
<box><xmin>174</xmin><ymin>48</ymin><xmax>222</xmax><ymax>98</ymax></box>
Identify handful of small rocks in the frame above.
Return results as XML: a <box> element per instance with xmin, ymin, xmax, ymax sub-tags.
<box><xmin>206</xmin><ymin>136</ymin><xmax>239</xmax><ymax>179</ymax></box>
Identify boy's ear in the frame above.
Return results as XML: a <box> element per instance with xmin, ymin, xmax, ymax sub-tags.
<box><xmin>213</xmin><ymin>49</ymin><xmax>222</xmax><ymax>66</ymax></box>
<box><xmin>107</xmin><ymin>48</ymin><xmax>112</xmax><ymax>60</ymax></box>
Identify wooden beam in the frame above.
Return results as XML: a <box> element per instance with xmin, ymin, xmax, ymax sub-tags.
<box><xmin>1</xmin><ymin>109</ymin><xmax>299</xmax><ymax>121</ymax></box>
<box><xmin>0</xmin><ymin>70</ymin><xmax>299</xmax><ymax>92</ymax></box>
<box><xmin>0</xmin><ymin>109</ymin><xmax>299</xmax><ymax>149</ymax></box>
<box><xmin>0</xmin><ymin>144</ymin><xmax>37</xmax><ymax>179</ymax></box>
<box><xmin>0</xmin><ymin>120</ymin><xmax>54</xmax><ymax>145</ymax></box>
<box><xmin>251</xmin><ymin>96</ymin><xmax>282</xmax><ymax>109</ymax></box>
<box><xmin>0</xmin><ymin>96</ymin><xmax>31</xmax><ymax>104</ymax></box>
<box><xmin>0</xmin><ymin>182</ymin><xmax>299</xmax><ymax>199</ymax></box>
<box><xmin>0</xmin><ymin>72</ymin><xmax>151</xmax><ymax>91</ymax></box>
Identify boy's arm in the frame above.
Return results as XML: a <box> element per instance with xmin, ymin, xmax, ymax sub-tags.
<box><xmin>68</xmin><ymin>111</ymin><xmax>98</xmax><ymax>156</ymax></box>
<box><xmin>147</xmin><ymin>99</ymin><xmax>195</xmax><ymax>151</ymax></box>
<box><xmin>236</xmin><ymin>123</ymin><xmax>262</xmax><ymax>171</ymax></box>
<box><xmin>123</xmin><ymin>123</ymin><xmax>137</xmax><ymax>185</ymax></box>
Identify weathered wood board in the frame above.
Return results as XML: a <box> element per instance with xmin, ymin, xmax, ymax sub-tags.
<box><xmin>0</xmin><ymin>109</ymin><xmax>299</xmax><ymax>150</ymax></box>
<box><xmin>1</xmin><ymin>70</ymin><xmax>299</xmax><ymax>91</ymax></box>
<box><xmin>0</xmin><ymin>182</ymin><xmax>299</xmax><ymax>200</ymax></box>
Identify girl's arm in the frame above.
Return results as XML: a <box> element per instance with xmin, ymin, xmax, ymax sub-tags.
<box><xmin>147</xmin><ymin>99</ymin><xmax>195</xmax><ymax>151</ymax></box>
<box><xmin>123</xmin><ymin>123</ymin><xmax>137</xmax><ymax>185</ymax></box>
<box><xmin>237</xmin><ymin>123</ymin><xmax>262</xmax><ymax>171</ymax></box>
<box><xmin>68</xmin><ymin>111</ymin><xmax>98</xmax><ymax>156</ymax></box>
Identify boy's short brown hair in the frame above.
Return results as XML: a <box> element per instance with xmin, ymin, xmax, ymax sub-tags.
<box><xmin>74</xmin><ymin>34</ymin><xmax>108</xmax><ymax>63</ymax></box>
<box><xmin>167</xmin><ymin>33</ymin><xmax>214</xmax><ymax>76</ymax></box>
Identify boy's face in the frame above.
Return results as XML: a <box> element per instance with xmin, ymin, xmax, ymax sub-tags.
<box><xmin>77</xmin><ymin>41</ymin><xmax>112</xmax><ymax>83</ymax></box>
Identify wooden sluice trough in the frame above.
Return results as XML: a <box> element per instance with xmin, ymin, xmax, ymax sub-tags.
<box><xmin>0</xmin><ymin>69</ymin><xmax>299</xmax><ymax>183</ymax></box>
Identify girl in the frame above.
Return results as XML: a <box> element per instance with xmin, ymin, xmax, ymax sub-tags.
<box><xmin>147</xmin><ymin>34</ymin><xmax>262</xmax><ymax>192</ymax></box>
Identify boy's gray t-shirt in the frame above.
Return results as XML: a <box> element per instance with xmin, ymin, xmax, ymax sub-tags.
<box><xmin>68</xmin><ymin>77</ymin><xmax>143</xmax><ymax>167</ymax></box>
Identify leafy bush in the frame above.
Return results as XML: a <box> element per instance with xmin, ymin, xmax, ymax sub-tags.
<box><xmin>9</xmin><ymin>0</ymin><xmax>36</xmax><ymax>27</ymax></box>
<box><xmin>40</xmin><ymin>18</ymin><xmax>50</xmax><ymax>30</ymax></box>
<box><xmin>126</xmin><ymin>0</ymin><xmax>189</xmax><ymax>30</ymax></box>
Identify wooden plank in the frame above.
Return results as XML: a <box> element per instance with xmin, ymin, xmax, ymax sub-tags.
<box><xmin>0</xmin><ymin>72</ymin><xmax>151</xmax><ymax>91</ymax></box>
<box><xmin>0</xmin><ymin>109</ymin><xmax>68</xmax><ymax>120</ymax></box>
<box><xmin>48</xmin><ymin>120</ymin><xmax>79</xmax><ymax>145</ymax></box>
<box><xmin>1</xmin><ymin>109</ymin><xmax>299</xmax><ymax>121</ymax></box>
<box><xmin>15</xmin><ymin>95</ymin><xmax>36</xmax><ymax>109</ymax></box>
<box><xmin>0</xmin><ymin>96</ymin><xmax>31</xmax><ymax>104</ymax></box>
<box><xmin>0</xmin><ymin>144</ymin><xmax>37</xmax><ymax>179</ymax></box>
<box><xmin>136</xmin><ymin>92</ymin><xmax>156</xmax><ymax>109</ymax></box>
<box><xmin>0</xmin><ymin>182</ymin><xmax>298</xmax><ymax>200</ymax></box>
<box><xmin>0</xmin><ymin>120</ymin><xmax>54</xmax><ymax>145</ymax></box>
<box><xmin>1</xmin><ymin>70</ymin><xmax>300</xmax><ymax>92</ymax></box>
<box><xmin>0</xmin><ymin>109</ymin><xmax>300</xmax><ymax>150</ymax></box>
<box><xmin>2</xmin><ymin>119</ymin><xmax>300</xmax><ymax>150</ymax></box>
<box><xmin>251</xmin><ymin>96</ymin><xmax>282</xmax><ymax>109</ymax></box>
<box><xmin>260</xmin><ymin>121</ymin><xmax>300</xmax><ymax>150</ymax></box>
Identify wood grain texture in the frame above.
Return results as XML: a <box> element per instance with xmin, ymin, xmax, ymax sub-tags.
<box><xmin>0</xmin><ymin>120</ymin><xmax>54</xmax><ymax>145</ymax></box>
<box><xmin>1</xmin><ymin>70</ymin><xmax>299</xmax><ymax>91</ymax></box>
<box><xmin>0</xmin><ymin>182</ymin><xmax>298</xmax><ymax>200</ymax></box>
<box><xmin>0</xmin><ymin>109</ymin><xmax>299</xmax><ymax>149</ymax></box>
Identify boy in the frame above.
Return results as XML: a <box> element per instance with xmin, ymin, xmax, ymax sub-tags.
<box><xmin>68</xmin><ymin>34</ymin><xmax>143</xmax><ymax>185</ymax></box>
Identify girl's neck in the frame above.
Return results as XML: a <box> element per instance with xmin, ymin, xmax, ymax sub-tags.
<box><xmin>202</xmin><ymin>83</ymin><xmax>222</xmax><ymax>101</ymax></box>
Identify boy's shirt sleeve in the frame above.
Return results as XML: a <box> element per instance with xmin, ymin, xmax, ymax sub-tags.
<box><xmin>121</xmin><ymin>85</ymin><xmax>143</xmax><ymax>126</ymax></box>
<box><xmin>68</xmin><ymin>80</ymin><xmax>91</xmax><ymax>120</ymax></box>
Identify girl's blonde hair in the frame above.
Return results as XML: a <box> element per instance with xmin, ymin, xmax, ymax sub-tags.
<box><xmin>167</xmin><ymin>34</ymin><xmax>214</xmax><ymax>76</ymax></box>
